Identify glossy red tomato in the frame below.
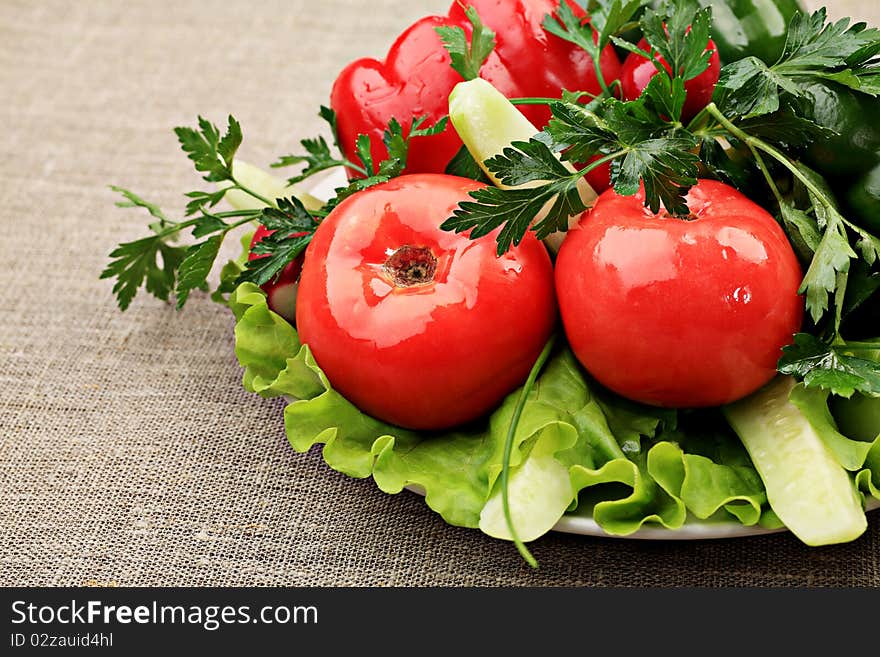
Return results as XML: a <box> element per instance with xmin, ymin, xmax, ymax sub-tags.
<box><xmin>555</xmin><ymin>180</ymin><xmax>804</xmax><ymax>408</ymax></box>
<box><xmin>296</xmin><ymin>174</ymin><xmax>558</xmax><ymax>430</ymax></box>
<box><xmin>620</xmin><ymin>38</ymin><xmax>721</xmax><ymax>121</ymax></box>
<box><xmin>249</xmin><ymin>225</ymin><xmax>304</xmax><ymax>324</ymax></box>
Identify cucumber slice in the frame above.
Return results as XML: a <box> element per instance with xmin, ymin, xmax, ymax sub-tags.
<box><xmin>221</xmin><ymin>161</ymin><xmax>324</xmax><ymax>212</ymax></box>
<box><xmin>449</xmin><ymin>78</ymin><xmax>544</xmax><ymax>188</ymax></box>
<box><xmin>448</xmin><ymin>79</ymin><xmax>597</xmax><ymax>251</ymax></box>
<box><xmin>723</xmin><ymin>376</ymin><xmax>866</xmax><ymax>546</ymax></box>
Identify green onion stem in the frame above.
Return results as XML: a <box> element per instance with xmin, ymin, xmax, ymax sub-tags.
<box><xmin>500</xmin><ymin>333</ymin><xmax>557</xmax><ymax>569</ymax></box>
<box><xmin>509</xmin><ymin>94</ymin><xmax>598</xmax><ymax>106</ymax></box>
<box><xmin>230</xmin><ymin>177</ymin><xmax>276</xmax><ymax>208</ymax></box>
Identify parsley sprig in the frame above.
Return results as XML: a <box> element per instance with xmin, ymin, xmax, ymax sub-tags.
<box><xmin>444</xmin><ymin>2</ymin><xmax>707</xmax><ymax>253</ymax></box>
<box><xmin>240</xmin><ymin>198</ymin><xmax>319</xmax><ymax>287</ymax></box>
<box><xmin>273</xmin><ymin>110</ymin><xmax>447</xmax><ymax>214</ymax></box>
<box><xmin>698</xmin><ymin>6</ymin><xmax>880</xmax><ymax>397</ymax></box>
<box><xmin>544</xmin><ymin>0</ymin><xmax>647</xmax><ymax>96</ymax></box>
<box><xmin>442</xmin><ymin>2</ymin><xmax>880</xmax><ymax>396</ymax></box>
<box><xmin>103</xmin><ymin>117</ymin><xmax>270</xmax><ymax>310</ymax></box>
<box><xmin>104</xmin><ymin>108</ymin><xmax>443</xmax><ymax>311</ymax></box>
<box><xmin>715</xmin><ymin>8</ymin><xmax>880</xmax><ymax>118</ymax></box>
<box><xmin>436</xmin><ymin>4</ymin><xmax>496</xmax><ymax>81</ymax></box>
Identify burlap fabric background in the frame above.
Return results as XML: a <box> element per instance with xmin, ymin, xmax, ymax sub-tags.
<box><xmin>2</xmin><ymin>0</ymin><xmax>878</xmax><ymax>587</ymax></box>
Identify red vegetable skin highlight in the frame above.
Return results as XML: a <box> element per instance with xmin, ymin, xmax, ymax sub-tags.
<box><xmin>620</xmin><ymin>38</ymin><xmax>721</xmax><ymax>121</ymax></box>
<box><xmin>330</xmin><ymin>0</ymin><xmax>621</xmax><ymax>185</ymax></box>
<box><xmin>248</xmin><ymin>225</ymin><xmax>304</xmax><ymax>324</ymax></box>
<box><xmin>296</xmin><ymin>174</ymin><xmax>558</xmax><ymax>430</ymax></box>
<box><xmin>555</xmin><ymin>179</ymin><xmax>804</xmax><ymax>408</ymax></box>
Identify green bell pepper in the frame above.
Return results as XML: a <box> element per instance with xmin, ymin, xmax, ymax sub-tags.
<box><xmin>699</xmin><ymin>0</ymin><xmax>804</xmax><ymax>64</ymax></box>
<box><xmin>802</xmin><ymin>81</ymin><xmax>880</xmax><ymax>180</ymax></box>
<box><xmin>845</xmin><ymin>162</ymin><xmax>880</xmax><ymax>234</ymax></box>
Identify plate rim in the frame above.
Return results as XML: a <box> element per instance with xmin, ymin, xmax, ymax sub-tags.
<box><xmin>405</xmin><ymin>485</ymin><xmax>880</xmax><ymax>541</ymax></box>
<box><xmin>551</xmin><ymin>498</ymin><xmax>880</xmax><ymax>540</ymax></box>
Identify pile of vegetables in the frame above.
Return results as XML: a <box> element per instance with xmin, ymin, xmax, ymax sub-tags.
<box><xmin>104</xmin><ymin>0</ymin><xmax>880</xmax><ymax>566</ymax></box>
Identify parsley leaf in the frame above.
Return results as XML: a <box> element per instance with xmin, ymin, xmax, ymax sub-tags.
<box><xmin>384</xmin><ymin>115</ymin><xmax>449</xmax><ymax>171</ymax></box>
<box><xmin>184</xmin><ymin>189</ymin><xmax>228</xmax><ymax>217</ymax></box>
<box><xmin>830</xmin><ymin>67</ymin><xmax>880</xmax><ymax>96</ymax></box>
<box><xmin>715</xmin><ymin>8</ymin><xmax>880</xmax><ymax>118</ymax></box>
<box><xmin>542</xmin><ymin>0</ymin><xmax>596</xmax><ymax>54</ymax></box>
<box><xmin>614</xmin><ymin>136</ymin><xmax>700</xmax><ymax>214</ymax></box>
<box><xmin>484</xmin><ymin>137</ymin><xmax>572</xmax><ymax>187</ymax></box>
<box><xmin>543</xmin><ymin>0</ymin><xmax>646</xmax><ymax>94</ymax></box>
<box><xmin>272</xmin><ymin>136</ymin><xmax>351</xmax><ymax>183</ymax></box>
<box><xmin>106</xmin><ymin>116</ymin><xmax>264</xmax><ymax>310</ymax></box>
<box><xmin>643</xmin><ymin>74</ymin><xmax>688</xmax><ymax>124</ymax></box>
<box><xmin>443</xmin><ymin>183</ymin><xmax>584</xmax><ymax>255</ymax></box>
<box><xmin>100</xmin><ymin>231</ymin><xmax>187</xmax><ymax>311</ymax></box>
<box><xmin>736</xmin><ymin>102</ymin><xmax>837</xmax><ymax>149</ymax></box>
<box><xmin>436</xmin><ymin>5</ymin><xmax>496</xmax><ymax>81</ymax></box>
<box><xmin>326</xmin><ymin>114</ymin><xmax>448</xmax><ymax>211</ymax></box>
<box><xmin>550</xmin><ymin>94</ymin><xmax>700</xmax><ymax>213</ymax></box>
<box><xmin>778</xmin><ymin>333</ymin><xmax>880</xmax><ymax>397</ymax></box>
<box><xmin>272</xmin><ymin>106</ymin><xmax>357</xmax><ymax>183</ymax></box>
<box><xmin>175</xmin><ymin>235</ymin><xmax>223</xmax><ymax>308</ymax></box>
<box><xmin>441</xmin><ymin>138</ymin><xmax>588</xmax><ymax>254</ymax></box>
<box><xmin>110</xmin><ymin>186</ymin><xmax>171</xmax><ymax>228</ymax></box>
<box><xmin>237</xmin><ymin>197</ymin><xmax>318</xmax><ymax>287</ymax></box>
<box><xmin>640</xmin><ymin>2</ymin><xmax>712</xmax><ymax>82</ymax></box>
<box><xmin>355</xmin><ymin>134</ymin><xmax>374</xmax><ymax>176</ymax></box>
<box><xmin>319</xmin><ymin>105</ymin><xmax>340</xmax><ymax>149</ymax></box>
<box><xmin>544</xmin><ymin>0</ymin><xmax>645</xmax><ymax>60</ymax></box>
<box><xmin>715</xmin><ymin>56</ymin><xmax>800</xmax><ymax>118</ymax></box>
<box><xmin>800</xmin><ymin>216</ymin><xmax>857</xmax><ymax>324</ymax></box>
<box><xmin>779</xmin><ymin>200</ymin><xmax>821</xmax><ymax>262</ymax></box>
<box><xmin>786</xmin><ymin>164</ymin><xmax>859</xmax><ymax>324</ymax></box>
<box><xmin>590</xmin><ymin>0</ymin><xmax>649</xmax><ymax>50</ymax></box>
<box><xmin>779</xmin><ymin>9</ymin><xmax>880</xmax><ymax>70</ymax></box>
<box><xmin>175</xmin><ymin>115</ymin><xmax>241</xmax><ymax>183</ymax></box>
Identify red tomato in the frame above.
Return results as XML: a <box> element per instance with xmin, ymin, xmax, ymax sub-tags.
<box><xmin>620</xmin><ymin>38</ymin><xmax>721</xmax><ymax>121</ymax></box>
<box><xmin>296</xmin><ymin>174</ymin><xmax>557</xmax><ymax>430</ymax></box>
<box><xmin>249</xmin><ymin>225</ymin><xmax>304</xmax><ymax>324</ymax></box>
<box><xmin>555</xmin><ymin>180</ymin><xmax>803</xmax><ymax>408</ymax></box>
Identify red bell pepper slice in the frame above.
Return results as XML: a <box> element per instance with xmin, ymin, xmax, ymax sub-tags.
<box><xmin>330</xmin><ymin>0</ymin><xmax>621</xmax><ymax>189</ymax></box>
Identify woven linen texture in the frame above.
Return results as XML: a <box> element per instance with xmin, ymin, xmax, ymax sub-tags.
<box><xmin>1</xmin><ymin>0</ymin><xmax>878</xmax><ymax>586</ymax></box>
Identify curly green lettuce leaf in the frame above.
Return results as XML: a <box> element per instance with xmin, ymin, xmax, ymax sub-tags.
<box><xmin>567</xmin><ymin>406</ymin><xmax>768</xmax><ymax>534</ymax></box>
<box><xmin>229</xmin><ymin>283</ymin><xmax>303</xmax><ymax>396</ymax></box>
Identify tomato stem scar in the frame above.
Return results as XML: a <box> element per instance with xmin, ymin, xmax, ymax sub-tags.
<box><xmin>384</xmin><ymin>245</ymin><xmax>438</xmax><ymax>287</ymax></box>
